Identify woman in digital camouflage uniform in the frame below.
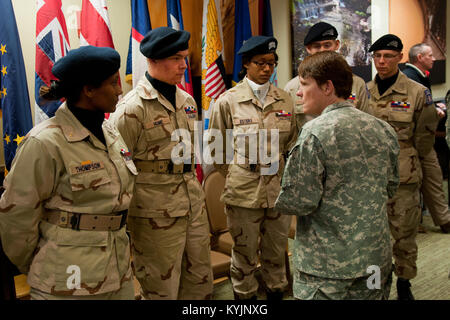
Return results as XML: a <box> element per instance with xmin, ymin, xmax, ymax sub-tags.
<box><xmin>0</xmin><ymin>46</ymin><xmax>137</xmax><ymax>300</ymax></box>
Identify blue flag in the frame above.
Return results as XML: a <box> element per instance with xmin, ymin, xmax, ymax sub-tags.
<box><xmin>0</xmin><ymin>0</ymin><xmax>33</xmax><ymax>172</ymax></box>
<box><xmin>125</xmin><ymin>0</ymin><xmax>152</xmax><ymax>87</ymax></box>
<box><xmin>232</xmin><ymin>0</ymin><xmax>252</xmax><ymax>86</ymax></box>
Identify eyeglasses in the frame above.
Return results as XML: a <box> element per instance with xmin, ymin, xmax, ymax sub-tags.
<box><xmin>370</xmin><ymin>53</ymin><xmax>400</xmax><ymax>60</ymax></box>
<box><xmin>251</xmin><ymin>61</ymin><xmax>278</xmax><ymax>68</ymax></box>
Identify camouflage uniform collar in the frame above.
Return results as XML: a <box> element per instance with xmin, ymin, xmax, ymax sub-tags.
<box><xmin>55</xmin><ymin>103</ymin><xmax>119</xmax><ymax>148</ymax></box>
<box><xmin>55</xmin><ymin>103</ymin><xmax>91</xmax><ymax>142</ymax></box>
<box><xmin>368</xmin><ymin>71</ymin><xmax>408</xmax><ymax>99</ymax></box>
<box><xmin>322</xmin><ymin>101</ymin><xmax>354</xmax><ymax>114</ymax></box>
<box><xmin>236</xmin><ymin>78</ymin><xmax>282</xmax><ymax>108</ymax></box>
<box><xmin>136</xmin><ymin>76</ymin><xmax>188</xmax><ymax>112</ymax></box>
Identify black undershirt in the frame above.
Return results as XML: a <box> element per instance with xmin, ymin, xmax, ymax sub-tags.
<box><xmin>68</xmin><ymin>103</ymin><xmax>106</xmax><ymax>146</ymax></box>
<box><xmin>145</xmin><ymin>72</ymin><xmax>176</xmax><ymax>108</ymax></box>
<box><xmin>376</xmin><ymin>71</ymin><xmax>399</xmax><ymax>96</ymax></box>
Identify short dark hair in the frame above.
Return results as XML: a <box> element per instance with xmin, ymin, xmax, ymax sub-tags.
<box><xmin>298</xmin><ymin>51</ymin><xmax>352</xmax><ymax>99</ymax></box>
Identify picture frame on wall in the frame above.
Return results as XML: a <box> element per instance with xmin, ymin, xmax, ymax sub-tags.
<box><xmin>290</xmin><ymin>0</ymin><xmax>372</xmax><ymax>82</ymax></box>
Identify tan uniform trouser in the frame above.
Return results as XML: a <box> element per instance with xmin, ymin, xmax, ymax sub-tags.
<box><xmin>128</xmin><ymin>208</ymin><xmax>213</xmax><ymax>300</ymax></box>
<box><xmin>30</xmin><ymin>278</ymin><xmax>135</xmax><ymax>300</ymax></box>
<box><xmin>226</xmin><ymin>205</ymin><xmax>291</xmax><ymax>299</ymax></box>
<box><xmin>420</xmin><ymin>149</ymin><xmax>450</xmax><ymax>226</ymax></box>
<box><xmin>387</xmin><ymin>183</ymin><xmax>421</xmax><ymax>279</ymax></box>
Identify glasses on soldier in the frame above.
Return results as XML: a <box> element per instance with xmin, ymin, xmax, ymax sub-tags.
<box><xmin>370</xmin><ymin>53</ymin><xmax>400</xmax><ymax>60</ymax></box>
<box><xmin>251</xmin><ymin>60</ymin><xmax>278</xmax><ymax>68</ymax></box>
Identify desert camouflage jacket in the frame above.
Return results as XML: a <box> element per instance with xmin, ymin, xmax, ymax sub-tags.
<box><xmin>367</xmin><ymin>71</ymin><xmax>438</xmax><ymax>185</ymax></box>
<box><xmin>0</xmin><ymin>103</ymin><xmax>136</xmax><ymax>295</ymax></box>
<box><xmin>111</xmin><ymin>76</ymin><xmax>204</xmax><ymax>219</ymax></box>
<box><xmin>208</xmin><ymin>77</ymin><xmax>298</xmax><ymax>209</ymax></box>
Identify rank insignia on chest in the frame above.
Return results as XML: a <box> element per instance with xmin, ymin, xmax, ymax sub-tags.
<box><xmin>120</xmin><ymin>149</ymin><xmax>133</xmax><ymax>161</ymax></box>
<box><xmin>391</xmin><ymin>101</ymin><xmax>410</xmax><ymax>110</ymax></box>
<box><xmin>71</xmin><ymin>161</ymin><xmax>104</xmax><ymax>175</ymax></box>
<box><xmin>184</xmin><ymin>106</ymin><xmax>197</xmax><ymax>119</ymax></box>
<box><xmin>348</xmin><ymin>94</ymin><xmax>356</xmax><ymax>101</ymax></box>
<box><xmin>275</xmin><ymin>111</ymin><xmax>292</xmax><ymax>117</ymax></box>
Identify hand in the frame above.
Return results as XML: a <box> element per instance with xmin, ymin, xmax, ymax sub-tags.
<box><xmin>435</xmin><ymin>104</ymin><xmax>446</xmax><ymax>118</ymax></box>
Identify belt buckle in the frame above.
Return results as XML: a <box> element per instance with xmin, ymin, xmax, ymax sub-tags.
<box><xmin>167</xmin><ymin>160</ymin><xmax>174</xmax><ymax>173</ymax></box>
<box><xmin>58</xmin><ymin>211</ymin><xmax>69</xmax><ymax>227</ymax></box>
<box><xmin>119</xmin><ymin>210</ymin><xmax>128</xmax><ymax>228</ymax></box>
<box><xmin>70</xmin><ymin>213</ymin><xmax>81</xmax><ymax>230</ymax></box>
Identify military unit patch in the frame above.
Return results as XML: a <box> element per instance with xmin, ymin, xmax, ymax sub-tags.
<box><xmin>70</xmin><ymin>161</ymin><xmax>104</xmax><ymax>175</ymax></box>
<box><xmin>424</xmin><ymin>89</ymin><xmax>433</xmax><ymax>105</ymax></box>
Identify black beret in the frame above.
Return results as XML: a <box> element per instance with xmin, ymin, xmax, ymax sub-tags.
<box><xmin>140</xmin><ymin>27</ymin><xmax>190</xmax><ymax>59</ymax></box>
<box><xmin>52</xmin><ymin>46</ymin><xmax>120</xmax><ymax>84</ymax></box>
<box><xmin>369</xmin><ymin>34</ymin><xmax>403</xmax><ymax>52</ymax></box>
<box><xmin>304</xmin><ymin>22</ymin><xmax>338</xmax><ymax>46</ymax></box>
<box><xmin>237</xmin><ymin>36</ymin><xmax>277</xmax><ymax>56</ymax></box>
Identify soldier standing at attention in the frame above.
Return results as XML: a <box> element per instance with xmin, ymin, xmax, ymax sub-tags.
<box><xmin>110</xmin><ymin>27</ymin><xmax>213</xmax><ymax>300</ymax></box>
<box><xmin>0</xmin><ymin>46</ymin><xmax>136</xmax><ymax>300</ymax></box>
<box><xmin>284</xmin><ymin>22</ymin><xmax>371</xmax><ymax>130</ymax></box>
<box><xmin>208</xmin><ymin>36</ymin><xmax>298</xmax><ymax>300</ymax></box>
<box><xmin>275</xmin><ymin>51</ymin><xmax>399</xmax><ymax>300</ymax></box>
<box><xmin>402</xmin><ymin>43</ymin><xmax>450</xmax><ymax>234</ymax></box>
<box><xmin>367</xmin><ymin>34</ymin><xmax>437</xmax><ymax>300</ymax></box>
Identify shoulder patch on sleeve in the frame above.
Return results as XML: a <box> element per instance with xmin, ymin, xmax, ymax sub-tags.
<box><xmin>424</xmin><ymin>89</ymin><xmax>433</xmax><ymax>105</ymax></box>
<box><xmin>365</xmin><ymin>85</ymin><xmax>370</xmax><ymax>99</ymax></box>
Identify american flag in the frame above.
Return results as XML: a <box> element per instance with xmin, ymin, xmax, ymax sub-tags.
<box><xmin>201</xmin><ymin>0</ymin><xmax>227</xmax><ymax>130</ymax></box>
<box><xmin>205</xmin><ymin>61</ymin><xmax>226</xmax><ymax>98</ymax></box>
<box><xmin>35</xmin><ymin>0</ymin><xmax>70</xmax><ymax>124</ymax></box>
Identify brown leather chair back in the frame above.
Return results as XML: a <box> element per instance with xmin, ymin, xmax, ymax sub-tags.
<box><xmin>203</xmin><ymin>170</ymin><xmax>227</xmax><ymax>234</ymax></box>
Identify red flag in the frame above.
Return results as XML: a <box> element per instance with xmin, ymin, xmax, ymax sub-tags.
<box><xmin>80</xmin><ymin>0</ymin><xmax>119</xmax><ymax>119</ymax></box>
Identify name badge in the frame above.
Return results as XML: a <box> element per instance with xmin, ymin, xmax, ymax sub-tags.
<box><xmin>144</xmin><ymin>117</ymin><xmax>170</xmax><ymax>129</ymax></box>
<box><xmin>71</xmin><ymin>161</ymin><xmax>104</xmax><ymax>175</ymax></box>
<box><xmin>233</xmin><ymin>118</ymin><xmax>259</xmax><ymax>125</ymax></box>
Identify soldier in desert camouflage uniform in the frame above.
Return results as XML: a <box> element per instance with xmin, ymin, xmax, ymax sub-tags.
<box><xmin>275</xmin><ymin>51</ymin><xmax>399</xmax><ymax>300</ymax></box>
<box><xmin>284</xmin><ymin>22</ymin><xmax>371</xmax><ymax>130</ymax></box>
<box><xmin>367</xmin><ymin>35</ymin><xmax>437</xmax><ymax>300</ymax></box>
<box><xmin>208</xmin><ymin>36</ymin><xmax>298</xmax><ymax>300</ymax></box>
<box><xmin>110</xmin><ymin>27</ymin><xmax>213</xmax><ymax>300</ymax></box>
<box><xmin>0</xmin><ymin>46</ymin><xmax>136</xmax><ymax>299</ymax></box>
